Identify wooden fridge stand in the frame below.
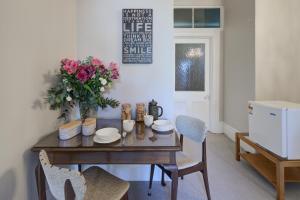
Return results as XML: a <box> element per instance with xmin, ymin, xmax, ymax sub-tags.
<box><xmin>236</xmin><ymin>133</ymin><xmax>300</xmax><ymax>200</ymax></box>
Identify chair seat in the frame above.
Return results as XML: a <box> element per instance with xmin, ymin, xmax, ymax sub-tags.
<box><xmin>83</xmin><ymin>166</ymin><xmax>129</xmax><ymax>200</ymax></box>
<box><xmin>175</xmin><ymin>152</ymin><xmax>199</xmax><ymax>170</ymax></box>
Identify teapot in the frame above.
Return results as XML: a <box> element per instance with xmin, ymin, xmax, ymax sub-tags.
<box><xmin>148</xmin><ymin>99</ymin><xmax>163</xmax><ymax>120</ymax></box>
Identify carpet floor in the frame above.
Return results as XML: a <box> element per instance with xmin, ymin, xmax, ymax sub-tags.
<box><xmin>127</xmin><ymin>134</ymin><xmax>300</xmax><ymax>200</ymax></box>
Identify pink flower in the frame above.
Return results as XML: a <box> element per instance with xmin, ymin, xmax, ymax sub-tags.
<box><xmin>109</xmin><ymin>62</ymin><xmax>119</xmax><ymax>79</ymax></box>
<box><xmin>109</xmin><ymin>62</ymin><xmax>119</xmax><ymax>70</ymax></box>
<box><xmin>91</xmin><ymin>58</ymin><xmax>103</xmax><ymax>66</ymax></box>
<box><xmin>85</xmin><ymin>65</ymin><xmax>96</xmax><ymax>78</ymax></box>
<box><xmin>61</xmin><ymin>58</ymin><xmax>71</xmax><ymax>66</ymax></box>
<box><xmin>62</xmin><ymin>59</ymin><xmax>79</xmax><ymax>74</ymax></box>
<box><xmin>63</xmin><ymin>64</ymin><xmax>73</xmax><ymax>75</ymax></box>
<box><xmin>99</xmin><ymin>65</ymin><xmax>108</xmax><ymax>76</ymax></box>
<box><xmin>70</xmin><ymin>60</ymin><xmax>79</xmax><ymax>68</ymax></box>
<box><xmin>76</xmin><ymin>65</ymin><xmax>96</xmax><ymax>83</ymax></box>
<box><xmin>76</xmin><ymin>68</ymin><xmax>89</xmax><ymax>83</ymax></box>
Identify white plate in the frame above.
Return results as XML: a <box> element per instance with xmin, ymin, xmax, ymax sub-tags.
<box><xmin>96</xmin><ymin>128</ymin><xmax>119</xmax><ymax>137</ymax></box>
<box><xmin>93</xmin><ymin>132</ymin><xmax>121</xmax><ymax>144</ymax></box>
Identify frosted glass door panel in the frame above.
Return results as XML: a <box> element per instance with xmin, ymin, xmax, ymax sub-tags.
<box><xmin>175</xmin><ymin>43</ymin><xmax>205</xmax><ymax>91</ymax></box>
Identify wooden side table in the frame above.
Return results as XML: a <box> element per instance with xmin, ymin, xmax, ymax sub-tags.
<box><xmin>236</xmin><ymin>132</ymin><xmax>300</xmax><ymax>200</ymax></box>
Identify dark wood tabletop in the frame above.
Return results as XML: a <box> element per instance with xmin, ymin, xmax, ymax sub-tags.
<box><xmin>32</xmin><ymin>119</ymin><xmax>181</xmax><ymax>152</ymax></box>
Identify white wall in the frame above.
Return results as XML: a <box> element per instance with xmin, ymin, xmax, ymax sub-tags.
<box><xmin>0</xmin><ymin>0</ymin><xmax>76</xmax><ymax>199</ymax></box>
<box><xmin>223</xmin><ymin>0</ymin><xmax>255</xmax><ymax>137</ymax></box>
<box><xmin>77</xmin><ymin>0</ymin><xmax>174</xmax><ymax>180</ymax></box>
<box><xmin>77</xmin><ymin>0</ymin><xmax>174</xmax><ymax>120</ymax></box>
<box><xmin>256</xmin><ymin>0</ymin><xmax>300</xmax><ymax>102</ymax></box>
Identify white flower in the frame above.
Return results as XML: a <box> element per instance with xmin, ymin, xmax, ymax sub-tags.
<box><xmin>66</xmin><ymin>96</ymin><xmax>72</xmax><ymax>101</ymax></box>
<box><xmin>107</xmin><ymin>83</ymin><xmax>112</xmax><ymax>88</ymax></box>
<box><xmin>99</xmin><ymin>77</ymin><xmax>103</xmax><ymax>81</ymax></box>
<box><xmin>66</xmin><ymin>87</ymin><xmax>72</xmax><ymax>92</ymax></box>
<box><xmin>101</xmin><ymin>79</ymin><xmax>107</xmax><ymax>85</ymax></box>
<box><xmin>100</xmin><ymin>87</ymin><xmax>105</xmax><ymax>92</ymax></box>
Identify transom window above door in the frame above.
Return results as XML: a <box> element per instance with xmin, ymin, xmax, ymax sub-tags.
<box><xmin>174</xmin><ymin>8</ymin><xmax>221</xmax><ymax>28</ymax></box>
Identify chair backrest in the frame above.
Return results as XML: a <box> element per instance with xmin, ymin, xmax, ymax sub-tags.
<box><xmin>175</xmin><ymin>115</ymin><xmax>208</xmax><ymax>143</ymax></box>
<box><xmin>39</xmin><ymin>150</ymin><xmax>86</xmax><ymax>200</ymax></box>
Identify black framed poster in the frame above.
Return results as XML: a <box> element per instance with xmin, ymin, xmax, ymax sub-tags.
<box><xmin>122</xmin><ymin>9</ymin><xmax>153</xmax><ymax>64</ymax></box>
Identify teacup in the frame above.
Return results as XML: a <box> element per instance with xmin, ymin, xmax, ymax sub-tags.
<box><xmin>123</xmin><ymin>120</ymin><xmax>135</xmax><ymax>132</ymax></box>
<box><xmin>144</xmin><ymin>114</ymin><xmax>154</xmax><ymax>127</ymax></box>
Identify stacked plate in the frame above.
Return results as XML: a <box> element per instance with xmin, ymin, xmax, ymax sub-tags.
<box><xmin>59</xmin><ymin>120</ymin><xmax>82</xmax><ymax>140</ymax></box>
<box><xmin>82</xmin><ymin>118</ymin><xmax>96</xmax><ymax>136</ymax></box>
<box><xmin>152</xmin><ymin>120</ymin><xmax>174</xmax><ymax>132</ymax></box>
<box><xmin>93</xmin><ymin>128</ymin><xmax>121</xmax><ymax>144</ymax></box>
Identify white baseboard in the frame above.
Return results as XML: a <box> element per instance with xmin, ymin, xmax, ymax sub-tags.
<box><xmin>223</xmin><ymin>122</ymin><xmax>238</xmax><ymax>142</ymax></box>
<box><xmin>210</xmin><ymin>121</ymin><xmax>224</xmax><ymax>133</ymax></box>
<box><xmin>223</xmin><ymin>122</ymin><xmax>255</xmax><ymax>153</ymax></box>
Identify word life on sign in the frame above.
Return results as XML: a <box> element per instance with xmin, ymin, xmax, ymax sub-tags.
<box><xmin>122</xmin><ymin>9</ymin><xmax>153</xmax><ymax>64</ymax></box>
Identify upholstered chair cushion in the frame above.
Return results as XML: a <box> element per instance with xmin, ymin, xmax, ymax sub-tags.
<box><xmin>176</xmin><ymin>151</ymin><xmax>199</xmax><ymax>170</ymax></box>
<box><xmin>176</xmin><ymin>115</ymin><xmax>208</xmax><ymax>143</ymax></box>
<box><xmin>83</xmin><ymin>167</ymin><xmax>129</xmax><ymax>200</ymax></box>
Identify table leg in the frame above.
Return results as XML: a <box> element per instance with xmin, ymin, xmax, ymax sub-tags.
<box><xmin>168</xmin><ymin>164</ymin><xmax>178</xmax><ymax>200</ymax></box>
<box><xmin>276</xmin><ymin>162</ymin><xmax>285</xmax><ymax>200</ymax></box>
<box><xmin>35</xmin><ymin>163</ymin><xmax>46</xmax><ymax>200</ymax></box>
<box><xmin>235</xmin><ymin>133</ymin><xmax>240</xmax><ymax>161</ymax></box>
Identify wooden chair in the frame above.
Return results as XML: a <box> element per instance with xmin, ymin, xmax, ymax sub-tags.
<box><xmin>148</xmin><ymin>115</ymin><xmax>211</xmax><ymax>200</ymax></box>
<box><xmin>38</xmin><ymin>150</ymin><xmax>129</xmax><ymax>200</ymax></box>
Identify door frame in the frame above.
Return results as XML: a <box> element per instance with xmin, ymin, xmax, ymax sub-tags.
<box><xmin>174</xmin><ymin>37</ymin><xmax>211</xmax><ymax>127</ymax></box>
<box><xmin>174</xmin><ymin>28</ymin><xmax>223</xmax><ymax>133</ymax></box>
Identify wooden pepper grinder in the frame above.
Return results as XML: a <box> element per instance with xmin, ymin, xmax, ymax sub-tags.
<box><xmin>121</xmin><ymin>103</ymin><xmax>132</xmax><ymax>120</ymax></box>
<box><xmin>136</xmin><ymin>103</ymin><xmax>145</xmax><ymax>122</ymax></box>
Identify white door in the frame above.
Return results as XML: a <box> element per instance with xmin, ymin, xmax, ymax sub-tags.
<box><xmin>174</xmin><ymin>37</ymin><xmax>210</xmax><ymax>128</ymax></box>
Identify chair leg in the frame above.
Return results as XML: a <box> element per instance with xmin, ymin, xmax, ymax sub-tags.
<box><xmin>202</xmin><ymin>166</ymin><xmax>211</xmax><ymax>200</ymax></box>
<box><xmin>202</xmin><ymin>139</ymin><xmax>211</xmax><ymax>200</ymax></box>
<box><xmin>161</xmin><ymin>170</ymin><xmax>166</xmax><ymax>186</ymax></box>
<box><xmin>64</xmin><ymin>179</ymin><xmax>75</xmax><ymax>200</ymax></box>
<box><xmin>148</xmin><ymin>164</ymin><xmax>155</xmax><ymax>196</ymax></box>
<box><xmin>35</xmin><ymin>163</ymin><xmax>46</xmax><ymax>200</ymax></box>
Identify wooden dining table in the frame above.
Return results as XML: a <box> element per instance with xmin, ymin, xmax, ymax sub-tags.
<box><xmin>31</xmin><ymin>119</ymin><xmax>181</xmax><ymax>200</ymax></box>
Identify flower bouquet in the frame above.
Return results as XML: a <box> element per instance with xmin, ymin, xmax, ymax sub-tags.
<box><xmin>46</xmin><ymin>56</ymin><xmax>120</xmax><ymax>121</ymax></box>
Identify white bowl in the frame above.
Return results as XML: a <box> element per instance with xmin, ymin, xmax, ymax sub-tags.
<box><xmin>144</xmin><ymin>115</ymin><xmax>154</xmax><ymax>127</ymax></box>
<box><xmin>154</xmin><ymin>120</ymin><xmax>172</xmax><ymax>126</ymax></box>
<box><xmin>123</xmin><ymin>120</ymin><xmax>135</xmax><ymax>132</ymax></box>
<box><xmin>82</xmin><ymin>126</ymin><xmax>96</xmax><ymax>136</ymax></box>
<box><xmin>96</xmin><ymin>128</ymin><xmax>119</xmax><ymax>137</ymax></box>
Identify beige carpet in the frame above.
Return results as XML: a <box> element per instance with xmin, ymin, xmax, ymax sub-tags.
<box><xmin>128</xmin><ymin>134</ymin><xmax>300</xmax><ymax>200</ymax></box>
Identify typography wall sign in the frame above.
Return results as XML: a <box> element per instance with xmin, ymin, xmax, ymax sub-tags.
<box><xmin>122</xmin><ymin>9</ymin><xmax>153</xmax><ymax>64</ymax></box>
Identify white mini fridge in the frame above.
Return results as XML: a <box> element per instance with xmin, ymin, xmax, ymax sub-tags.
<box><xmin>248</xmin><ymin>101</ymin><xmax>300</xmax><ymax>159</ymax></box>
